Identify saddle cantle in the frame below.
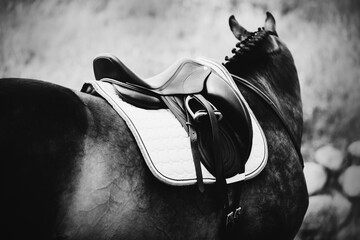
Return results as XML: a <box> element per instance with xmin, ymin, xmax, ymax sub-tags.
<box><xmin>89</xmin><ymin>54</ymin><xmax>260</xmax><ymax>203</ymax></box>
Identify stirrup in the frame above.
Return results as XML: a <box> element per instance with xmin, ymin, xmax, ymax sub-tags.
<box><xmin>185</xmin><ymin>95</ymin><xmax>223</xmax><ymax>122</ymax></box>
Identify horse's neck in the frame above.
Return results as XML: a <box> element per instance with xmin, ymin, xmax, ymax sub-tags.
<box><xmin>228</xmin><ymin>62</ymin><xmax>303</xmax><ymax>146</ymax></box>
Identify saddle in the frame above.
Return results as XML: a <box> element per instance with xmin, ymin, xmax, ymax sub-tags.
<box><xmin>92</xmin><ymin>54</ymin><xmax>253</xmax><ymax>203</ymax></box>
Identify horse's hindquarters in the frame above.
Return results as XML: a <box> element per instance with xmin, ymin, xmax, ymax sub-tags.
<box><xmin>0</xmin><ymin>78</ymin><xmax>88</xmax><ymax>239</ymax></box>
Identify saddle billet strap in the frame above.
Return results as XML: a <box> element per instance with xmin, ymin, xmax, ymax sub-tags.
<box><xmin>231</xmin><ymin>74</ymin><xmax>304</xmax><ymax>168</ymax></box>
<box><xmin>191</xmin><ymin>94</ymin><xmax>228</xmax><ymax>206</ymax></box>
<box><xmin>186</xmin><ymin>110</ymin><xmax>205</xmax><ymax>193</ymax></box>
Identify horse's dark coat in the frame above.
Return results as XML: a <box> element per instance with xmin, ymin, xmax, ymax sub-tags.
<box><xmin>0</xmin><ymin>78</ymin><xmax>87</xmax><ymax>238</ymax></box>
<box><xmin>0</xmin><ymin>13</ymin><xmax>308</xmax><ymax>240</ymax></box>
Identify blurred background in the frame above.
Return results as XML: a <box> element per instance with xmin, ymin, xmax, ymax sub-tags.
<box><xmin>0</xmin><ymin>0</ymin><xmax>359</xmax><ymax>239</ymax></box>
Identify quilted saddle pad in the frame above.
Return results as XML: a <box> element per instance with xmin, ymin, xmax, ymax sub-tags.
<box><xmin>85</xmin><ymin>58</ymin><xmax>268</xmax><ymax>186</ymax></box>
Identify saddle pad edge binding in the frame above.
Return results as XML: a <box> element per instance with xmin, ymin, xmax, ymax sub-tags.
<box><xmin>86</xmin><ymin>58</ymin><xmax>268</xmax><ymax>186</ymax></box>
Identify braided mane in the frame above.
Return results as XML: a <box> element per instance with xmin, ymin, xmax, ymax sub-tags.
<box><xmin>225</xmin><ymin>28</ymin><xmax>271</xmax><ymax>62</ymax></box>
<box><xmin>223</xmin><ymin>28</ymin><xmax>280</xmax><ymax>71</ymax></box>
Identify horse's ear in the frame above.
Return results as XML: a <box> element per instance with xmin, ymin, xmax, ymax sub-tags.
<box><xmin>264</xmin><ymin>12</ymin><xmax>277</xmax><ymax>34</ymax></box>
<box><xmin>267</xmin><ymin>35</ymin><xmax>280</xmax><ymax>53</ymax></box>
<box><xmin>229</xmin><ymin>15</ymin><xmax>250</xmax><ymax>41</ymax></box>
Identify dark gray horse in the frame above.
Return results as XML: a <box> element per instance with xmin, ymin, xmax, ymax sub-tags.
<box><xmin>0</xmin><ymin>12</ymin><xmax>308</xmax><ymax>239</ymax></box>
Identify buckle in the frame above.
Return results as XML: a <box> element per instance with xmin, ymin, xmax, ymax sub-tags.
<box><xmin>226</xmin><ymin>207</ymin><xmax>242</xmax><ymax>227</ymax></box>
<box><xmin>185</xmin><ymin>95</ymin><xmax>223</xmax><ymax>122</ymax></box>
<box><xmin>226</xmin><ymin>211</ymin><xmax>234</xmax><ymax>226</ymax></box>
<box><xmin>234</xmin><ymin>207</ymin><xmax>241</xmax><ymax>220</ymax></box>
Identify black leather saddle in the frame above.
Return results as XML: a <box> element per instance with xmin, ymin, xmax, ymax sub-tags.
<box><xmin>92</xmin><ymin>54</ymin><xmax>252</xmax><ymax>199</ymax></box>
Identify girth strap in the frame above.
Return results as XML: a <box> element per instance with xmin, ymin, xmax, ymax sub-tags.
<box><xmin>186</xmin><ymin>110</ymin><xmax>205</xmax><ymax>193</ymax></box>
<box><xmin>192</xmin><ymin>94</ymin><xmax>227</xmax><ymax>205</ymax></box>
<box><xmin>163</xmin><ymin>93</ymin><xmax>228</xmax><ymax>206</ymax></box>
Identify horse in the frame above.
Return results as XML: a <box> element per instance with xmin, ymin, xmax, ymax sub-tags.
<box><xmin>0</xmin><ymin>12</ymin><xmax>308</xmax><ymax>240</ymax></box>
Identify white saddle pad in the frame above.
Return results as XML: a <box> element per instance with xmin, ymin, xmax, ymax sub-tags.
<box><xmin>87</xmin><ymin>58</ymin><xmax>268</xmax><ymax>186</ymax></box>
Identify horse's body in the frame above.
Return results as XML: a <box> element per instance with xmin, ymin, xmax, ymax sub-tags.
<box><xmin>0</xmin><ymin>13</ymin><xmax>308</xmax><ymax>240</ymax></box>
